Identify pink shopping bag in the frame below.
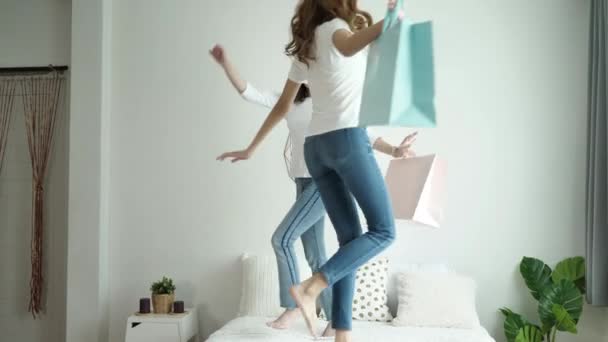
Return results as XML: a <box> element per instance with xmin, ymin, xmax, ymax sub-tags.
<box><xmin>385</xmin><ymin>154</ymin><xmax>446</xmax><ymax>228</ymax></box>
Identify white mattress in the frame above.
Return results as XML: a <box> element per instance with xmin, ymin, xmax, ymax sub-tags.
<box><xmin>206</xmin><ymin>316</ymin><xmax>496</xmax><ymax>342</ymax></box>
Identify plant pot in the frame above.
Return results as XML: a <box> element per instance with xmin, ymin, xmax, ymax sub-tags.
<box><xmin>152</xmin><ymin>293</ymin><xmax>175</xmax><ymax>314</ymax></box>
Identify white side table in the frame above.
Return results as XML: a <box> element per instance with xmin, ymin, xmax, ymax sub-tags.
<box><xmin>125</xmin><ymin>308</ymin><xmax>198</xmax><ymax>342</ymax></box>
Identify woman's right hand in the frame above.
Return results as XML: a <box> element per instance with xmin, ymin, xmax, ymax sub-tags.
<box><xmin>392</xmin><ymin>131</ymin><xmax>418</xmax><ymax>158</ymax></box>
<box><xmin>209</xmin><ymin>44</ymin><xmax>226</xmax><ymax>66</ymax></box>
<box><xmin>216</xmin><ymin>148</ymin><xmax>252</xmax><ymax>163</ymax></box>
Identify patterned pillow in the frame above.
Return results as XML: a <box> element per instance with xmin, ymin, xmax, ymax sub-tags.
<box><xmin>352</xmin><ymin>257</ymin><xmax>393</xmax><ymax>322</ymax></box>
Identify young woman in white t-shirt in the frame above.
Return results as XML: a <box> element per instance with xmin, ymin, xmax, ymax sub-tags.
<box><xmin>217</xmin><ymin>0</ymin><xmax>405</xmax><ymax>340</ymax></box>
<box><xmin>212</xmin><ymin>39</ymin><xmax>414</xmax><ymax>338</ymax></box>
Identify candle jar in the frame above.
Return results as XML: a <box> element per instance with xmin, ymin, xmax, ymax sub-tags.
<box><xmin>139</xmin><ymin>298</ymin><xmax>151</xmax><ymax>314</ymax></box>
<box><xmin>173</xmin><ymin>300</ymin><xmax>185</xmax><ymax>314</ymax></box>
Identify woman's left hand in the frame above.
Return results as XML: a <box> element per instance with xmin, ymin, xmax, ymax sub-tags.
<box><xmin>387</xmin><ymin>0</ymin><xmax>406</xmax><ymax>19</ymax></box>
<box><xmin>392</xmin><ymin>131</ymin><xmax>418</xmax><ymax>158</ymax></box>
<box><xmin>209</xmin><ymin>44</ymin><xmax>226</xmax><ymax>65</ymax></box>
<box><xmin>217</xmin><ymin>148</ymin><xmax>252</xmax><ymax>163</ymax></box>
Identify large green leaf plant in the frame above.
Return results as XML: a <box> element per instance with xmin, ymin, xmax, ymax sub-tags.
<box><xmin>500</xmin><ymin>257</ymin><xmax>585</xmax><ymax>342</ymax></box>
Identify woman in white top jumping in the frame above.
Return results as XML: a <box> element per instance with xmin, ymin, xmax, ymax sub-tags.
<box><xmin>212</xmin><ymin>42</ymin><xmax>415</xmax><ymax>338</ymax></box>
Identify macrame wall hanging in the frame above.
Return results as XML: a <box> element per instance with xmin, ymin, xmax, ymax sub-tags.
<box><xmin>0</xmin><ymin>66</ymin><xmax>67</xmax><ymax>318</ymax></box>
<box><xmin>0</xmin><ymin>79</ymin><xmax>16</xmax><ymax>173</ymax></box>
<box><xmin>22</xmin><ymin>74</ymin><xmax>65</xmax><ymax>317</ymax></box>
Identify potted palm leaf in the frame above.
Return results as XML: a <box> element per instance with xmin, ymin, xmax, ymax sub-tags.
<box><xmin>500</xmin><ymin>256</ymin><xmax>586</xmax><ymax>342</ymax></box>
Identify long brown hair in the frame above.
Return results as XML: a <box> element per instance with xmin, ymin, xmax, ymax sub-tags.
<box><xmin>294</xmin><ymin>84</ymin><xmax>310</xmax><ymax>104</ymax></box>
<box><xmin>285</xmin><ymin>0</ymin><xmax>373</xmax><ymax>65</ymax></box>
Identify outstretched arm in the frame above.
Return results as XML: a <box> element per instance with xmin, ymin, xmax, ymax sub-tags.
<box><xmin>372</xmin><ymin>131</ymin><xmax>418</xmax><ymax>158</ymax></box>
<box><xmin>332</xmin><ymin>0</ymin><xmax>403</xmax><ymax>57</ymax></box>
<box><xmin>217</xmin><ymin>80</ymin><xmax>300</xmax><ymax>163</ymax></box>
<box><xmin>332</xmin><ymin>22</ymin><xmax>384</xmax><ymax>57</ymax></box>
<box><xmin>210</xmin><ymin>44</ymin><xmax>280</xmax><ymax>109</ymax></box>
<box><xmin>210</xmin><ymin>44</ymin><xmax>247</xmax><ymax>93</ymax></box>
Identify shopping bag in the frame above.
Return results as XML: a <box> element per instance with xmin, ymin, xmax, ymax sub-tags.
<box><xmin>359</xmin><ymin>0</ymin><xmax>436</xmax><ymax>127</ymax></box>
<box><xmin>385</xmin><ymin>154</ymin><xmax>446</xmax><ymax>228</ymax></box>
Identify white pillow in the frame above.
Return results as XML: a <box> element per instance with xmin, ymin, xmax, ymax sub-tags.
<box><xmin>391</xmin><ymin>263</ymin><xmax>450</xmax><ymax>274</ymax></box>
<box><xmin>392</xmin><ymin>272</ymin><xmax>481</xmax><ymax>328</ymax></box>
<box><xmin>238</xmin><ymin>254</ymin><xmax>283</xmax><ymax>317</ymax></box>
<box><xmin>386</xmin><ymin>263</ymin><xmax>449</xmax><ymax>315</ymax></box>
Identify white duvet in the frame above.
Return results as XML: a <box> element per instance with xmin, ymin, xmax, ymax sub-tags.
<box><xmin>206</xmin><ymin>316</ymin><xmax>496</xmax><ymax>342</ymax></box>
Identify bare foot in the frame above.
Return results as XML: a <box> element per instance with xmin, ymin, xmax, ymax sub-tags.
<box><xmin>335</xmin><ymin>330</ymin><xmax>352</xmax><ymax>342</ymax></box>
<box><xmin>290</xmin><ymin>284</ymin><xmax>319</xmax><ymax>338</ymax></box>
<box><xmin>322</xmin><ymin>322</ymin><xmax>335</xmax><ymax>337</ymax></box>
<box><xmin>266</xmin><ymin>309</ymin><xmax>300</xmax><ymax>330</ymax></box>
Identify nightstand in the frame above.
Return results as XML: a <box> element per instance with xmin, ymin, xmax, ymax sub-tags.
<box><xmin>125</xmin><ymin>308</ymin><xmax>198</xmax><ymax>342</ymax></box>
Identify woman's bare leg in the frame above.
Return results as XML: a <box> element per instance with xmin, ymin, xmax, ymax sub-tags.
<box><xmin>335</xmin><ymin>330</ymin><xmax>352</xmax><ymax>342</ymax></box>
<box><xmin>322</xmin><ymin>321</ymin><xmax>336</xmax><ymax>337</ymax></box>
<box><xmin>290</xmin><ymin>273</ymin><xmax>328</xmax><ymax>337</ymax></box>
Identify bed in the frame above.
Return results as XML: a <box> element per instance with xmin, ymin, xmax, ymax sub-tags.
<box><xmin>207</xmin><ymin>255</ymin><xmax>497</xmax><ymax>342</ymax></box>
<box><xmin>206</xmin><ymin>316</ymin><xmax>496</xmax><ymax>342</ymax></box>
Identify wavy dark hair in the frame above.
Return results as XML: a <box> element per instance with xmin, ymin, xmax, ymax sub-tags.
<box><xmin>285</xmin><ymin>0</ymin><xmax>373</xmax><ymax>66</ymax></box>
<box><xmin>294</xmin><ymin>84</ymin><xmax>311</xmax><ymax>104</ymax></box>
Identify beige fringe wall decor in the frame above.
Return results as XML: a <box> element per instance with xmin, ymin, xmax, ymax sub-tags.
<box><xmin>0</xmin><ymin>67</ymin><xmax>66</xmax><ymax>318</ymax></box>
<box><xmin>20</xmin><ymin>74</ymin><xmax>65</xmax><ymax>317</ymax></box>
<box><xmin>0</xmin><ymin>78</ymin><xmax>16</xmax><ymax>173</ymax></box>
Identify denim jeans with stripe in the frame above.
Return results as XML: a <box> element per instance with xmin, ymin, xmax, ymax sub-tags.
<box><xmin>271</xmin><ymin>177</ymin><xmax>333</xmax><ymax>320</ymax></box>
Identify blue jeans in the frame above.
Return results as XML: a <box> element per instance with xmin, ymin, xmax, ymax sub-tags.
<box><xmin>304</xmin><ymin>128</ymin><xmax>396</xmax><ymax>331</ymax></box>
<box><xmin>271</xmin><ymin>178</ymin><xmax>333</xmax><ymax>321</ymax></box>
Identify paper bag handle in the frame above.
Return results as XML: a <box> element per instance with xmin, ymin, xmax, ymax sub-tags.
<box><xmin>383</xmin><ymin>0</ymin><xmax>405</xmax><ymax>32</ymax></box>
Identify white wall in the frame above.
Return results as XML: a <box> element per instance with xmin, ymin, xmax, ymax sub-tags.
<box><xmin>66</xmin><ymin>0</ymin><xmax>112</xmax><ymax>342</ymax></box>
<box><xmin>0</xmin><ymin>1</ymin><xmax>71</xmax><ymax>342</ymax></box>
<box><xmin>107</xmin><ymin>1</ymin><xmax>608</xmax><ymax>341</ymax></box>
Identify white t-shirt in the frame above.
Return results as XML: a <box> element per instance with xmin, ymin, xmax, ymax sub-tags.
<box><xmin>241</xmin><ymin>82</ymin><xmax>378</xmax><ymax>179</ymax></box>
<box><xmin>241</xmin><ymin>83</ymin><xmax>312</xmax><ymax>178</ymax></box>
<box><xmin>288</xmin><ymin>18</ymin><xmax>368</xmax><ymax>137</ymax></box>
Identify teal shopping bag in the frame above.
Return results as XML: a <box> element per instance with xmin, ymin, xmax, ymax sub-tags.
<box><xmin>359</xmin><ymin>0</ymin><xmax>436</xmax><ymax>127</ymax></box>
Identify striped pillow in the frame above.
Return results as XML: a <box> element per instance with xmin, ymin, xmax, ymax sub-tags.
<box><xmin>238</xmin><ymin>254</ymin><xmax>283</xmax><ymax>317</ymax></box>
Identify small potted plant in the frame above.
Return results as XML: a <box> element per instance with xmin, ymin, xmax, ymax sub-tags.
<box><xmin>150</xmin><ymin>276</ymin><xmax>176</xmax><ymax>314</ymax></box>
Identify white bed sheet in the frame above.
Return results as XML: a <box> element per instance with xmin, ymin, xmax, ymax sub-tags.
<box><xmin>206</xmin><ymin>316</ymin><xmax>496</xmax><ymax>342</ymax></box>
